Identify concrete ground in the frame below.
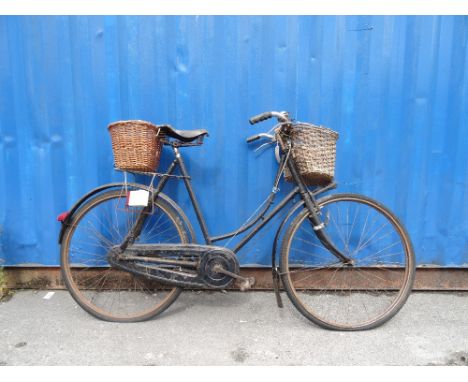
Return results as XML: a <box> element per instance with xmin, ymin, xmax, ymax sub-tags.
<box><xmin>0</xmin><ymin>290</ymin><xmax>467</xmax><ymax>366</ymax></box>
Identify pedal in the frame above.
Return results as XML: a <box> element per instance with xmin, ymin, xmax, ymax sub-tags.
<box><xmin>239</xmin><ymin>277</ymin><xmax>256</xmax><ymax>292</ymax></box>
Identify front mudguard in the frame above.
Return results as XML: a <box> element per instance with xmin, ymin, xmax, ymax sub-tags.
<box><xmin>271</xmin><ymin>182</ymin><xmax>337</xmax><ymax>306</ymax></box>
<box><xmin>57</xmin><ymin>182</ymin><xmax>196</xmax><ymax>244</ymax></box>
<box><xmin>271</xmin><ymin>200</ymin><xmax>305</xmax><ymax>307</ymax></box>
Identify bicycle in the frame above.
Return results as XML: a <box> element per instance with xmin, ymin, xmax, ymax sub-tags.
<box><xmin>57</xmin><ymin>111</ymin><xmax>415</xmax><ymax>331</ymax></box>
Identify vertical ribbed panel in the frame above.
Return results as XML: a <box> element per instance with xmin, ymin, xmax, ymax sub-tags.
<box><xmin>0</xmin><ymin>16</ymin><xmax>466</xmax><ymax>266</ymax></box>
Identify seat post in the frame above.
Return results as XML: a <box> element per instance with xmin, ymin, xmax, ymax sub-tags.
<box><xmin>172</xmin><ymin>146</ymin><xmax>212</xmax><ymax>244</ymax></box>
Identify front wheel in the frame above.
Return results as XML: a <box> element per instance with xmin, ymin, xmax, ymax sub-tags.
<box><xmin>280</xmin><ymin>193</ymin><xmax>415</xmax><ymax>330</ymax></box>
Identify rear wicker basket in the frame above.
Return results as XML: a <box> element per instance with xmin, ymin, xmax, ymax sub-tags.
<box><xmin>108</xmin><ymin>120</ymin><xmax>164</xmax><ymax>172</ymax></box>
<box><xmin>284</xmin><ymin>123</ymin><xmax>339</xmax><ymax>186</ymax></box>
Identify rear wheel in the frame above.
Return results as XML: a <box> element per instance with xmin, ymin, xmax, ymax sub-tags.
<box><xmin>280</xmin><ymin>193</ymin><xmax>415</xmax><ymax>330</ymax></box>
<box><xmin>61</xmin><ymin>188</ymin><xmax>189</xmax><ymax>322</ymax></box>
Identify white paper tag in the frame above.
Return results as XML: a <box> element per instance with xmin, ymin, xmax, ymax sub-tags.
<box><xmin>127</xmin><ymin>190</ymin><xmax>149</xmax><ymax>207</ymax></box>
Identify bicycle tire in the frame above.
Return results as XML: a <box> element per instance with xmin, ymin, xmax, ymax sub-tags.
<box><xmin>61</xmin><ymin>188</ymin><xmax>189</xmax><ymax>322</ymax></box>
<box><xmin>280</xmin><ymin>193</ymin><xmax>415</xmax><ymax>331</ymax></box>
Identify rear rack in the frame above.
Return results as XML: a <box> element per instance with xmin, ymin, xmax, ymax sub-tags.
<box><xmin>115</xmin><ymin>168</ymin><xmax>190</xmax><ymax>180</ymax></box>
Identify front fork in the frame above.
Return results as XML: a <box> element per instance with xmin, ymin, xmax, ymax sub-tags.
<box><xmin>306</xmin><ymin>203</ymin><xmax>353</xmax><ymax>265</ymax></box>
<box><xmin>284</xmin><ymin>145</ymin><xmax>353</xmax><ymax>265</ymax></box>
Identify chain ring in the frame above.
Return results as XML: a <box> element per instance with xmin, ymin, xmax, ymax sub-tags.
<box><xmin>199</xmin><ymin>251</ymin><xmax>239</xmax><ymax>288</ymax></box>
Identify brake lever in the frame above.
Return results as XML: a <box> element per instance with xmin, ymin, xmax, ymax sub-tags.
<box><xmin>253</xmin><ymin>133</ymin><xmax>276</xmax><ymax>152</ymax></box>
<box><xmin>254</xmin><ymin>140</ymin><xmax>276</xmax><ymax>152</ymax></box>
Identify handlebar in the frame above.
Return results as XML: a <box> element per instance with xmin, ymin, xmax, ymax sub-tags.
<box><xmin>249</xmin><ymin>112</ymin><xmax>273</xmax><ymax>125</ymax></box>
<box><xmin>247</xmin><ymin>111</ymin><xmax>291</xmax><ymax>146</ymax></box>
<box><xmin>249</xmin><ymin>111</ymin><xmax>290</xmax><ymax>125</ymax></box>
<box><xmin>246</xmin><ymin>134</ymin><xmax>261</xmax><ymax>143</ymax></box>
<box><xmin>246</xmin><ymin>133</ymin><xmax>275</xmax><ymax>144</ymax></box>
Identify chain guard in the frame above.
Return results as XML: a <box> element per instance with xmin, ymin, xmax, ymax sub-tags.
<box><xmin>108</xmin><ymin>244</ymin><xmax>239</xmax><ymax>289</ymax></box>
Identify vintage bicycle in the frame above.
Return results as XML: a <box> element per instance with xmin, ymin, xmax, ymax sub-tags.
<box><xmin>57</xmin><ymin>111</ymin><xmax>415</xmax><ymax>331</ymax></box>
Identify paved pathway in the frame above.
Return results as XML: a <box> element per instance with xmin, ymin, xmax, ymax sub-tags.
<box><xmin>0</xmin><ymin>291</ymin><xmax>467</xmax><ymax>365</ymax></box>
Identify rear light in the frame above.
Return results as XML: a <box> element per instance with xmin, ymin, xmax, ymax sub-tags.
<box><xmin>57</xmin><ymin>211</ymin><xmax>70</xmax><ymax>222</ymax></box>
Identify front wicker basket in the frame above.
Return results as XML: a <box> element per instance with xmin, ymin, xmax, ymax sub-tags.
<box><xmin>108</xmin><ymin>120</ymin><xmax>164</xmax><ymax>172</ymax></box>
<box><xmin>284</xmin><ymin>123</ymin><xmax>339</xmax><ymax>186</ymax></box>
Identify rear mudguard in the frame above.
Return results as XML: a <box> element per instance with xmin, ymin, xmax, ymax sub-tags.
<box><xmin>57</xmin><ymin>182</ymin><xmax>196</xmax><ymax>244</ymax></box>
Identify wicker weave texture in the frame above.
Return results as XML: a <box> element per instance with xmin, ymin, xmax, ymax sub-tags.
<box><xmin>284</xmin><ymin>123</ymin><xmax>339</xmax><ymax>186</ymax></box>
<box><xmin>108</xmin><ymin>120</ymin><xmax>164</xmax><ymax>172</ymax></box>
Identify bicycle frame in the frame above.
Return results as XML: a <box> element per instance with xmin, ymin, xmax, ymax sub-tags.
<box><xmin>120</xmin><ymin>142</ymin><xmax>351</xmax><ymax>264</ymax></box>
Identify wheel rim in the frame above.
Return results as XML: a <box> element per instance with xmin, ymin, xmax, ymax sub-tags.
<box><xmin>283</xmin><ymin>195</ymin><xmax>414</xmax><ymax>330</ymax></box>
<box><xmin>61</xmin><ymin>189</ymin><xmax>186</xmax><ymax>321</ymax></box>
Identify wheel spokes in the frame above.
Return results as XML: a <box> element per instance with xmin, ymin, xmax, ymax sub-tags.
<box><xmin>284</xmin><ymin>196</ymin><xmax>412</xmax><ymax>329</ymax></box>
<box><xmin>63</xmin><ymin>190</ymin><xmax>185</xmax><ymax>320</ymax></box>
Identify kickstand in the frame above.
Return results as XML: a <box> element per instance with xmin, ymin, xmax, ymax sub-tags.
<box><xmin>272</xmin><ymin>268</ymin><xmax>284</xmax><ymax>308</ymax></box>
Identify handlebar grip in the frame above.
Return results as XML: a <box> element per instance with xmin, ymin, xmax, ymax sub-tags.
<box><xmin>249</xmin><ymin>112</ymin><xmax>273</xmax><ymax>125</ymax></box>
<box><xmin>246</xmin><ymin>134</ymin><xmax>261</xmax><ymax>143</ymax></box>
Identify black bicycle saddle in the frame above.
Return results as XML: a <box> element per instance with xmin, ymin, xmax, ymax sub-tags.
<box><xmin>159</xmin><ymin>124</ymin><xmax>209</xmax><ymax>142</ymax></box>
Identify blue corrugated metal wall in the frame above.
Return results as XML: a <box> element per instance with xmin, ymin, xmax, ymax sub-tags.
<box><xmin>0</xmin><ymin>16</ymin><xmax>466</xmax><ymax>267</ymax></box>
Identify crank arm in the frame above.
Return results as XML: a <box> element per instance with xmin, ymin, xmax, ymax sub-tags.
<box><xmin>212</xmin><ymin>265</ymin><xmax>255</xmax><ymax>291</ymax></box>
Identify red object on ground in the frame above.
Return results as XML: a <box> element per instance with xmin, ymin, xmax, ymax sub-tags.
<box><xmin>57</xmin><ymin>211</ymin><xmax>70</xmax><ymax>222</ymax></box>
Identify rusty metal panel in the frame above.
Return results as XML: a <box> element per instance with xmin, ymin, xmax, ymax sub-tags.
<box><xmin>5</xmin><ymin>267</ymin><xmax>468</xmax><ymax>291</ymax></box>
<box><xmin>0</xmin><ymin>16</ymin><xmax>466</xmax><ymax>267</ymax></box>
